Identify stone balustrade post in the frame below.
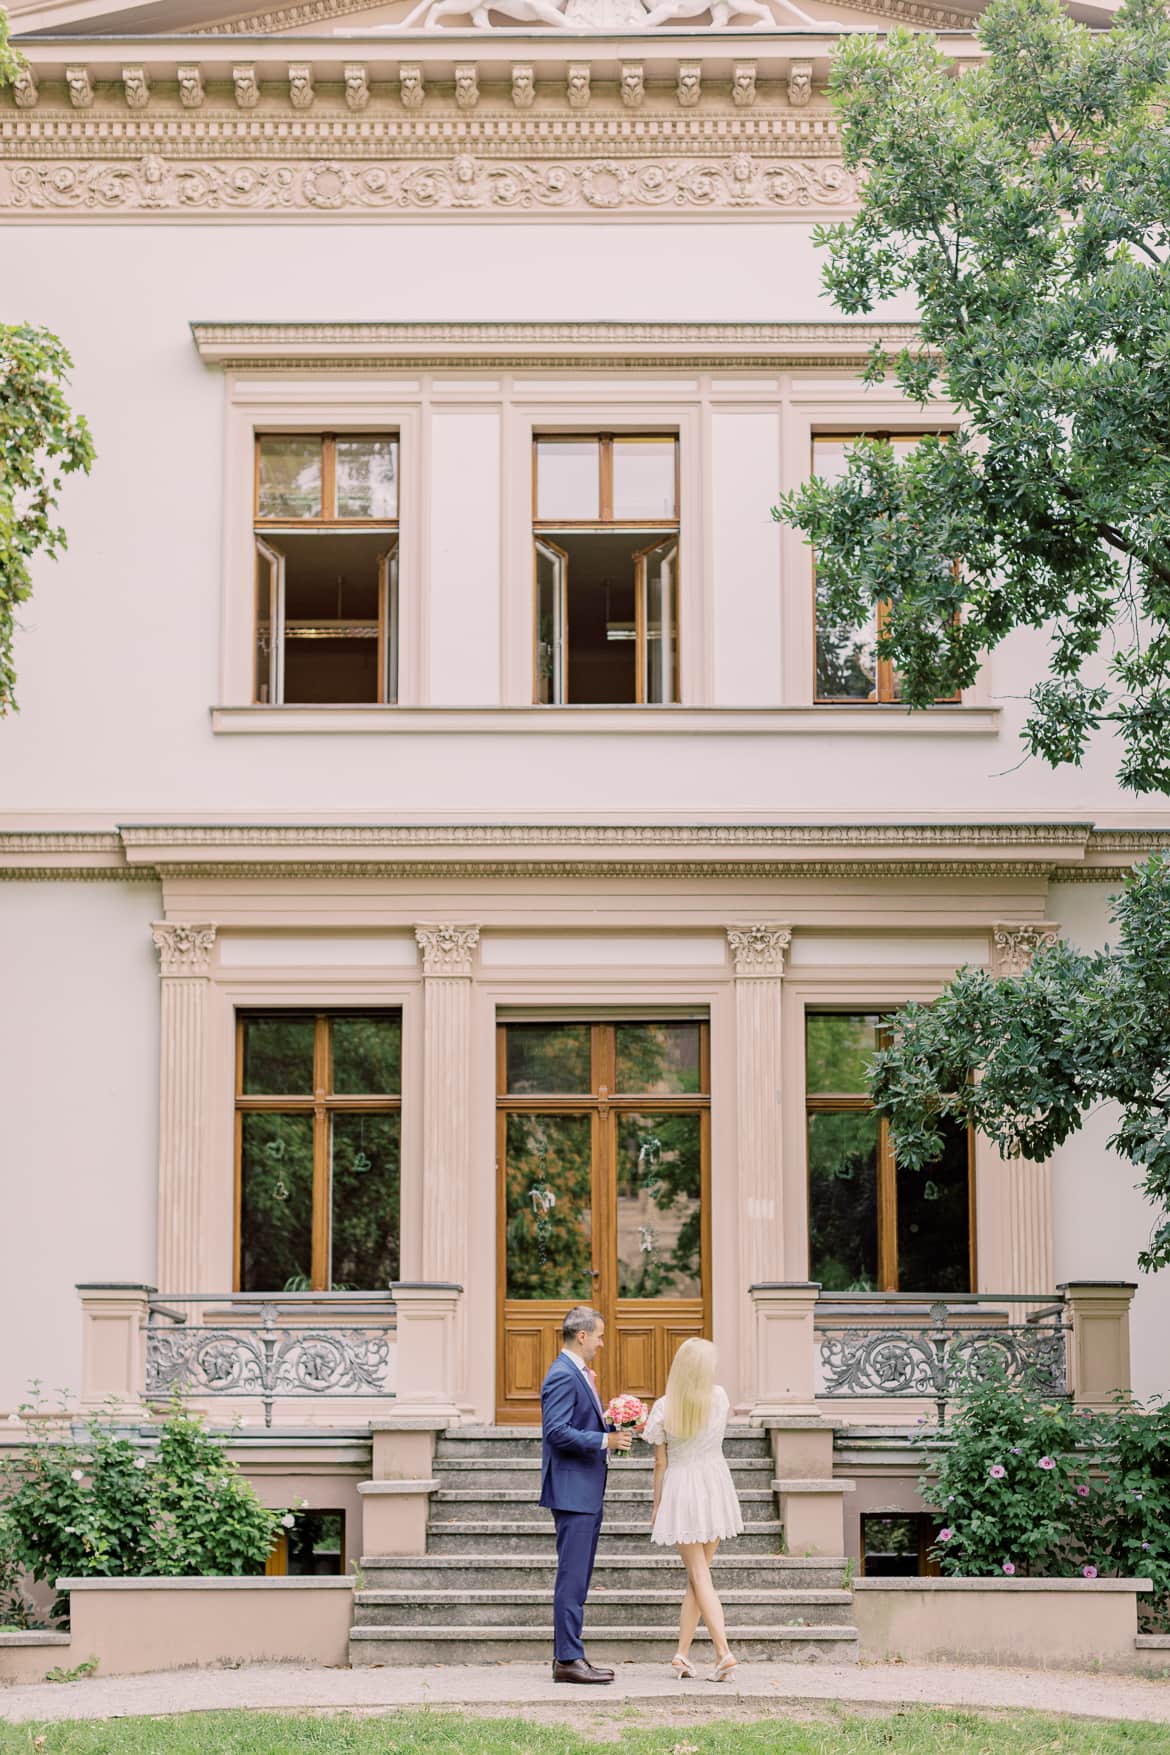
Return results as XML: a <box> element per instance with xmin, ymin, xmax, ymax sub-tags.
<box><xmin>1060</xmin><ymin>1281</ymin><xmax>1137</xmax><ymax>1410</ymax></box>
<box><xmin>76</xmin><ymin>1283</ymin><xmax>154</xmax><ymax>1413</ymax></box>
<box><xmin>151</xmin><ymin>922</ymin><xmax>217</xmax><ymax>1293</ymax></box>
<box><xmin>390</xmin><ymin>1281</ymin><xmax>462</xmax><ymax>1422</ymax></box>
<box><xmin>748</xmin><ymin>1281</ymin><xmax>821</xmax><ymax>1418</ymax></box>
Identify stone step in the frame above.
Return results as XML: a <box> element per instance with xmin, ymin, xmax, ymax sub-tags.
<box><xmin>360</xmin><ymin>1554</ymin><xmax>846</xmax><ymax>1593</ymax></box>
<box><xmin>433</xmin><ymin>1458</ymin><xmax>774</xmax><ymax>1493</ymax></box>
<box><xmin>353</xmin><ymin>1588</ymin><xmax>853</xmax><ymax>1630</ymax></box>
<box><xmin>429</xmin><ymin>1489</ymin><xmax>776</xmax><ymax>1525</ymax></box>
<box><xmin>424</xmin><ymin>1520</ymin><xmax>786</xmax><ymax>1555</ymax></box>
<box><xmin>435</xmin><ymin>1426</ymin><xmax>771</xmax><ymax>1461</ymax></box>
<box><xmin>349</xmin><ymin>1624</ymin><xmax>860</xmax><ymax>1666</ymax></box>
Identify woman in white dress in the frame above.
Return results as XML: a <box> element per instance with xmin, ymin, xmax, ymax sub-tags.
<box><xmin>640</xmin><ymin>1337</ymin><xmax>744</xmax><ymax>1680</ymax></box>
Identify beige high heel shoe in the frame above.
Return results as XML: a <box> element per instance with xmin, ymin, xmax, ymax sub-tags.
<box><xmin>709</xmin><ymin>1653</ymin><xmax>738</xmax><ymax>1683</ymax></box>
<box><xmin>670</xmin><ymin>1653</ymin><xmax>695</xmax><ymax>1678</ymax></box>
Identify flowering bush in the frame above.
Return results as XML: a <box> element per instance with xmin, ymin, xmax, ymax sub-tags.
<box><xmin>0</xmin><ymin>1400</ymin><xmax>284</xmax><ymax>1624</ymax></box>
<box><xmin>918</xmin><ymin>1378</ymin><xmax>1170</xmax><ymax>1629</ymax></box>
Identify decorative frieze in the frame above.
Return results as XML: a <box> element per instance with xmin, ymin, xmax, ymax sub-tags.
<box><xmin>727</xmin><ymin>924</ymin><xmax>793</xmax><ymax>978</ymax></box>
<box><xmin>415</xmin><ymin>923</ymin><xmax>481</xmax><ymax>978</ymax></box>
<box><xmin>990</xmin><ymin>922</ymin><xmax>1061</xmax><ymax>978</ymax></box>
<box><xmin>151</xmin><ymin>921</ymin><xmax>217</xmax><ymax>976</ymax></box>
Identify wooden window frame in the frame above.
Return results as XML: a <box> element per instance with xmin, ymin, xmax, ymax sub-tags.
<box><xmin>810</xmin><ymin>431</ymin><xmax>961</xmax><ymax>707</ymax></box>
<box><xmin>805</xmin><ymin>1012</ymin><xmax>976</xmax><ymax>1293</ymax></box>
<box><xmin>531</xmin><ymin>435</ymin><xmax>681</xmax><ymax>706</ymax></box>
<box><xmin>858</xmin><ymin>1512</ymin><xmax>941</xmax><ymax>1578</ymax></box>
<box><xmin>233</xmin><ymin>1010</ymin><xmax>402</xmax><ymax>1294</ymax></box>
<box><xmin>266</xmin><ymin>1508</ymin><xmax>346</xmax><ymax>1576</ymax></box>
<box><xmin>253</xmin><ymin>433</ymin><xmax>400</xmax><ymax>706</ymax></box>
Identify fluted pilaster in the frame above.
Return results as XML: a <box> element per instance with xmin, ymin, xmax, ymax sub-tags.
<box><xmin>151</xmin><ymin>922</ymin><xmax>216</xmax><ymax>1292</ymax></box>
<box><xmin>415</xmin><ymin>925</ymin><xmax>480</xmax><ymax>1286</ymax></box>
<box><xmin>727</xmin><ymin>925</ymin><xmax>792</xmax><ymax>1290</ymax></box>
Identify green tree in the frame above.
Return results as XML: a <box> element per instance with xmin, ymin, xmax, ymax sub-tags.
<box><xmin>774</xmin><ymin>0</ymin><xmax>1170</xmax><ymax>794</ymax></box>
<box><xmin>0</xmin><ymin>16</ymin><xmax>95</xmax><ymax>716</ymax></box>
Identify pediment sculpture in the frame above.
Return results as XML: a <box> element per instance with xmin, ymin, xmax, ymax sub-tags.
<box><xmin>390</xmin><ymin>0</ymin><xmax>818</xmax><ymax>29</ymax></box>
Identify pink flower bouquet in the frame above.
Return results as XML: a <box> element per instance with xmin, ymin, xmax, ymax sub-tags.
<box><xmin>604</xmin><ymin>1393</ymin><xmax>647</xmax><ymax>1431</ymax></box>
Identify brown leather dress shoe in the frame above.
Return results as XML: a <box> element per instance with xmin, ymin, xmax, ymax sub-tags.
<box><xmin>552</xmin><ymin>1659</ymin><xmax>614</xmax><ymax>1684</ymax></box>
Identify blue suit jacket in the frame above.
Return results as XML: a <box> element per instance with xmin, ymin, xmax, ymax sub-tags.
<box><xmin>539</xmin><ymin>1353</ymin><xmax>608</xmax><ymax>1515</ymax></box>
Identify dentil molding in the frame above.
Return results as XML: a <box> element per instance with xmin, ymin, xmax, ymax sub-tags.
<box><xmin>151</xmin><ymin>921</ymin><xmax>218</xmax><ymax>975</ymax></box>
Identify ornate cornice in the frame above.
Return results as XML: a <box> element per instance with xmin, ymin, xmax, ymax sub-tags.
<box><xmin>151</xmin><ymin>921</ymin><xmax>218</xmax><ymax>975</ymax></box>
<box><xmin>117</xmin><ymin>821</ymin><xmax>1095</xmax><ymax>850</ymax></box>
<box><xmin>185</xmin><ymin>0</ymin><xmax>978</xmax><ymax>33</ymax></box>
<box><xmin>990</xmin><ymin>920</ymin><xmax>1061</xmax><ymax>978</ymax></box>
<box><xmin>415</xmin><ymin>923</ymin><xmax>480</xmax><ymax>976</ymax></box>
<box><xmin>187</xmin><ymin>317</ymin><xmax>914</xmax><ymax>370</ymax></box>
<box><xmin>727</xmin><ymin>923</ymin><xmax>792</xmax><ymax>976</ymax></box>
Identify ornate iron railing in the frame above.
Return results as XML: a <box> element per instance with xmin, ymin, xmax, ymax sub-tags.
<box><xmin>815</xmin><ymin>1293</ymin><xmax>1067</xmax><ymax>1426</ymax></box>
<box><xmin>146</xmin><ymin>1293</ymin><xmax>395</xmax><ymax>1428</ymax></box>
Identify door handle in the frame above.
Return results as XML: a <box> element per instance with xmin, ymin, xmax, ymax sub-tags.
<box><xmin>591</xmin><ymin>1269</ymin><xmax>601</xmax><ymax>1279</ymax></box>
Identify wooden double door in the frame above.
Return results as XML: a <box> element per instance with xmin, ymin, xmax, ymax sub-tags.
<box><xmin>496</xmin><ymin>1019</ymin><xmax>711</xmax><ymax>1424</ymax></box>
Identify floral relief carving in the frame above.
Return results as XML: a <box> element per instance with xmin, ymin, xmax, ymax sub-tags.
<box><xmin>1</xmin><ymin>152</ymin><xmax>861</xmax><ymax>217</ymax></box>
<box><xmin>415</xmin><ymin>924</ymin><xmax>481</xmax><ymax>977</ymax></box>
<box><xmin>400</xmin><ymin>66</ymin><xmax>425</xmax><ymax>110</ymax></box>
<box><xmin>288</xmin><ymin>65</ymin><xmax>315</xmax><ymax>109</ymax></box>
<box><xmin>151</xmin><ymin>922</ymin><xmax>217</xmax><ymax>976</ymax></box>
<box><xmin>567</xmin><ymin>65</ymin><xmax>591</xmax><ymax>110</ymax></box>
<box><xmin>13</xmin><ymin>67</ymin><xmax>38</xmax><ymax>109</ymax></box>
<box><xmin>455</xmin><ymin>66</ymin><xmax>480</xmax><ymax>111</ymax></box>
<box><xmin>620</xmin><ymin>64</ymin><xmax>645</xmax><ymax>110</ymax></box>
<box><xmin>731</xmin><ymin>63</ymin><xmax>757</xmax><ymax>108</ymax></box>
<box><xmin>122</xmin><ymin>67</ymin><xmax>151</xmax><ymax>110</ymax></box>
<box><xmin>726</xmin><ymin>924</ymin><xmax>794</xmax><ymax>977</ymax></box>
<box><xmin>233</xmin><ymin>65</ymin><xmax>260</xmax><ymax>109</ymax></box>
<box><xmin>677</xmin><ymin>64</ymin><xmax>701</xmax><ymax>108</ymax></box>
<box><xmin>177</xmin><ymin>67</ymin><xmax>205</xmax><ymax>109</ymax></box>
<box><xmin>511</xmin><ymin>65</ymin><xmax>535</xmax><ymax>109</ymax></box>
<box><xmin>344</xmin><ymin>65</ymin><xmax>370</xmax><ymax>112</ymax></box>
<box><xmin>787</xmin><ymin>60</ymin><xmax>813</xmax><ymax>107</ymax></box>
<box><xmin>66</xmin><ymin>69</ymin><xmax>95</xmax><ymax>110</ymax></box>
<box><xmin>990</xmin><ymin>922</ymin><xmax>1061</xmax><ymax>978</ymax></box>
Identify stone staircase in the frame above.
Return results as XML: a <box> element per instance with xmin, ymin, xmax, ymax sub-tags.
<box><xmin>350</xmin><ymin>1424</ymin><xmax>859</xmax><ymax>1665</ymax></box>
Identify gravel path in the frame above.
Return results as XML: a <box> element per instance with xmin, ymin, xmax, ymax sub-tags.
<box><xmin>2</xmin><ymin>1660</ymin><xmax>1169</xmax><ymax>1727</ymax></box>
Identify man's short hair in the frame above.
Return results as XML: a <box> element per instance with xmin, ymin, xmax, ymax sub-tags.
<box><xmin>562</xmin><ymin>1306</ymin><xmax>600</xmax><ymax>1344</ymax></box>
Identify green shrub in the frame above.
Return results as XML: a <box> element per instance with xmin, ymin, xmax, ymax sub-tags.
<box><xmin>0</xmin><ymin>1401</ymin><xmax>284</xmax><ymax>1624</ymax></box>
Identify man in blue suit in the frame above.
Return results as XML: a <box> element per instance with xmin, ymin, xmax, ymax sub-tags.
<box><xmin>540</xmin><ymin>1305</ymin><xmax>632</xmax><ymax>1683</ymax></box>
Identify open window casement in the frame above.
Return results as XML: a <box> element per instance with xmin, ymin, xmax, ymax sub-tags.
<box><xmin>535</xmin><ymin>537</ymin><xmax>567</xmax><ymax>706</ymax></box>
<box><xmin>378</xmin><ymin>545</ymin><xmax>399</xmax><ymax>706</ymax></box>
<box><xmin>635</xmin><ymin>536</ymin><xmax>679</xmax><ymax>705</ymax></box>
<box><xmin>252</xmin><ymin>532</ymin><xmax>399</xmax><ymax>705</ymax></box>
<box><xmin>254</xmin><ymin>537</ymin><xmax>285</xmax><ymax>706</ymax></box>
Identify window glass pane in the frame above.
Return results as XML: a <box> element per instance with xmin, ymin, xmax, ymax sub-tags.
<box><xmin>336</xmin><ymin>438</ymin><xmax>397</xmax><ymax>520</ymax></box>
<box><xmin>505</xmin><ymin>1113</ymin><xmax>593</xmax><ymax>1300</ymax></box>
<box><xmin>807</xmin><ymin>1109</ymin><xmax>879</xmax><ymax>1291</ymax></box>
<box><xmin>615</xmin><ymin>1023</ymin><xmax>702</xmax><ymax>1095</ymax></box>
<box><xmin>535</xmin><ymin>539</ymin><xmax>565</xmax><ymax>705</ymax></box>
<box><xmin>330</xmin><ymin>1112</ymin><xmax>400</xmax><ymax>1290</ymax></box>
<box><xmin>285</xmin><ymin>1511</ymin><xmax>344</xmax><ymax>1576</ymax></box>
<box><xmin>258</xmin><ymin>437</ymin><xmax>322</xmax><ymax>520</ymax></box>
<box><xmin>505</xmin><ymin>1024</ymin><xmax>592</xmax><ymax>1094</ymax></box>
<box><xmin>536</xmin><ymin>440</ymin><xmax>599</xmax><ymax>521</ymax></box>
<box><xmin>612</xmin><ymin>439</ymin><xmax>676</xmax><ymax>520</ymax></box>
<box><xmin>616</xmin><ymin>1112</ymin><xmax>702</xmax><ymax>1299</ymax></box>
<box><xmin>643</xmin><ymin>536</ymin><xmax>679</xmax><ymax>704</ymax></box>
<box><xmin>815</xmin><ymin>603</ymin><xmax>879</xmax><ymax>701</ymax></box>
<box><xmin>332</xmin><ymin>1015</ymin><xmax>401</xmax><ymax>1095</ymax></box>
<box><xmin>896</xmin><ymin>1119</ymin><xmax>971</xmax><ymax>1293</ymax></box>
<box><xmin>240</xmin><ymin>1112</ymin><xmax>314</xmax><ymax>1292</ymax></box>
<box><xmin>242</xmin><ymin>1015</ymin><xmax>315</xmax><ymax>1095</ymax></box>
<box><xmin>255</xmin><ymin>544</ymin><xmax>276</xmax><ymax>705</ymax></box>
<box><xmin>805</xmin><ymin>1015</ymin><xmax>880</xmax><ymax>1096</ymax></box>
<box><xmin>862</xmin><ymin>1514</ymin><xmax>922</xmax><ymax>1578</ymax></box>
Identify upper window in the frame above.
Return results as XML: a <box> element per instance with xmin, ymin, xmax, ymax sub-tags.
<box><xmin>533</xmin><ymin>435</ymin><xmax>679</xmax><ymax>705</ymax></box>
<box><xmin>235</xmin><ymin>1010</ymin><xmax>401</xmax><ymax>1293</ymax></box>
<box><xmin>254</xmin><ymin>434</ymin><xmax>399</xmax><ymax>706</ymax></box>
<box><xmin>805</xmin><ymin>1011</ymin><xmax>972</xmax><ymax>1294</ymax></box>
<box><xmin>811</xmin><ymin>435</ymin><xmax>959</xmax><ymax>705</ymax></box>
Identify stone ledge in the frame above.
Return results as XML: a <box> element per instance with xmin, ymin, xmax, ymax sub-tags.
<box><xmin>854</xmin><ymin>1577</ymin><xmax>1154</xmax><ymax>1593</ymax></box>
<box><xmin>358</xmin><ymin>1478</ymin><xmax>440</xmax><ymax>1496</ymax></box>
<box><xmin>57</xmin><ymin>1576</ymin><xmax>354</xmax><ymax>1591</ymax></box>
<box><xmin>0</xmin><ymin>1631</ymin><xmax>70</xmax><ymax>1646</ymax></box>
<box><xmin>1136</xmin><ymin>1633</ymin><xmax>1170</xmax><ymax>1648</ymax></box>
<box><xmin>773</xmin><ymin>1478</ymin><xmax>855</xmax><ymax>1494</ymax></box>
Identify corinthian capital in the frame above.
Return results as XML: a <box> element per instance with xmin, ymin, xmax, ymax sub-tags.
<box><xmin>727</xmin><ymin>924</ymin><xmax>793</xmax><ymax>978</ymax></box>
<box><xmin>415</xmin><ymin>924</ymin><xmax>480</xmax><ymax>978</ymax></box>
<box><xmin>990</xmin><ymin>922</ymin><xmax>1060</xmax><ymax>978</ymax></box>
<box><xmin>152</xmin><ymin>922</ymin><xmax>217</xmax><ymax>976</ymax></box>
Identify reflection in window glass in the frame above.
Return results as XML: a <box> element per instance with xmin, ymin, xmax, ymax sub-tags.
<box><xmin>336</xmin><ymin>438</ymin><xmax>398</xmax><ymax>520</ymax></box>
<box><xmin>807</xmin><ymin>1109</ymin><xmax>880</xmax><ymax>1291</ymax></box>
<box><xmin>331</xmin><ymin>1112</ymin><xmax>400</xmax><ymax>1290</ymax></box>
<box><xmin>242</xmin><ymin>1015</ymin><xmax>315</xmax><ymax>1096</ymax></box>
<box><xmin>505</xmin><ymin>1024</ymin><xmax>592</xmax><ymax>1094</ymax></box>
<box><xmin>861</xmin><ymin>1514</ymin><xmax>923</xmax><ymax>1578</ymax></box>
<box><xmin>535</xmin><ymin>440</ymin><xmax>599</xmax><ymax>521</ymax></box>
<box><xmin>612</xmin><ymin>439</ymin><xmax>676</xmax><ymax>520</ymax></box>
<box><xmin>505</xmin><ymin>1112</ymin><xmax>594</xmax><ymax>1300</ymax></box>
<box><xmin>258</xmin><ymin>437</ymin><xmax>322</xmax><ymax>520</ymax></box>
<box><xmin>805</xmin><ymin>1014</ymin><xmax>881</xmax><ymax>1095</ymax></box>
<box><xmin>285</xmin><ymin>1511</ymin><xmax>344</xmax><ymax>1576</ymax></box>
<box><xmin>240</xmin><ymin>1112</ymin><xmax>315</xmax><ymax>1292</ymax></box>
<box><xmin>897</xmin><ymin>1121</ymin><xmax>971</xmax><ymax>1294</ymax></box>
<box><xmin>615</xmin><ymin>1023</ymin><xmax>702</xmax><ymax>1094</ymax></box>
<box><xmin>616</xmin><ymin>1112</ymin><xmax>702</xmax><ymax>1298</ymax></box>
<box><xmin>332</xmin><ymin>1015</ymin><xmax>401</xmax><ymax>1094</ymax></box>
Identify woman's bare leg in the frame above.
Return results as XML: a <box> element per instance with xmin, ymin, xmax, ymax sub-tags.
<box><xmin>677</xmin><ymin>1579</ymin><xmax>700</xmax><ymax>1658</ymax></box>
<box><xmin>678</xmin><ymin>1541</ymin><xmax>731</xmax><ymax>1663</ymax></box>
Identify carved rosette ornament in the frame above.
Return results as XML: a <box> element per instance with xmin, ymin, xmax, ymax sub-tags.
<box><xmin>289</xmin><ymin>65</ymin><xmax>315</xmax><ymax>109</ymax></box>
<box><xmin>400</xmin><ymin>66</ymin><xmax>425</xmax><ymax>110</ymax></box>
<box><xmin>122</xmin><ymin>67</ymin><xmax>151</xmax><ymax>110</ymax></box>
<box><xmin>731</xmin><ymin>63</ymin><xmax>757</xmax><ymax>108</ymax></box>
<box><xmin>12</xmin><ymin>67</ymin><xmax>38</xmax><ymax>109</ymax></box>
<box><xmin>567</xmin><ymin>64</ymin><xmax>591</xmax><ymax>110</ymax></box>
<box><xmin>727</xmin><ymin>924</ymin><xmax>794</xmax><ymax>978</ymax></box>
<box><xmin>620</xmin><ymin>64</ymin><xmax>645</xmax><ymax>110</ymax></box>
<box><xmin>177</xmin><ymin>67</ymin><xmax>205</xmax><ymax>109</ymax></box>
<box><xmin>455</xmin><ymin>65</ymin><xmax>480</xmax><ymax>111</ymax></box>
<box><xmin>511</xmin><ymin>65</ymin><xmax>535</xmax><ymax>109</ymax></box>
<box><xmin>344</xmin><ymin>65</ymin><xmax>370</xmax><ymax>112</ymax></box>
<box><xmin>151</xmin><ymin>922</ymin><xmax>218</xmax><ymax>977</ymax></box>
<box><xmin>787</xmin><ymin>60</ymin><xmax>813</xmax><ymax>107</ymax></box>
<box><xmin>677</xmin><ymin>64</ymin><xmax>701</xmax><ymax>108</ymax></box>
<box><xmin>66</xmin><ymin>68</ymin><xmax>95</xmax><ymax>110</ymax></box>
<box><xmin>990</xmin><ymin>922</ymin><xmax>1061</xmax><ymax>979</ymax></box>
<box><xmin>415</xmin><ymin>924</ymin><xmax>481</xmax><ymax>979</ymax></box>
<box><xmin>233</xmin><ymin>65</ymin><xmax>260</xmax><ymax>109</ymax></box>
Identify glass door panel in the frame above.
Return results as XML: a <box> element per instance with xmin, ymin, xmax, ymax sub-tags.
<box><xmin>504</xmin><ymin>1112</ymin><xmax>595</xmax><ymax>1301</ymax></box>
<box><xmin>615</xmin><ymin>1112</ymin><xmax>702</xmax><ymax>1299</ymax></box>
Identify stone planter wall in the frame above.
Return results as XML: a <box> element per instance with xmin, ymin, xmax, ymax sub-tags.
<box><xmin>854</xmin><ymin>1576</ymin><xmax>1153</xmax><ymax>1671</ymax></box>
<box><xmin>0</xmin><ymin>1631</ymin><xmax>71</xmax><ymax>1685</ymax></box>
<box><xmin>54</xmin><ymin>1577</ymin><xmax>354</xmax><ymax>1677</ymax></box>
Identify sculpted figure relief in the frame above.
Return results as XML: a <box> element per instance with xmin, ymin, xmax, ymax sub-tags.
<box><xmin>393</xmin><ymin>0</ymin><xmax>575</xmax><ymax>28</ymax></box>
<box><xmin>383</xmin><ymin>0</ymin><xmax>799</xmax><ymax>26</ymax></box>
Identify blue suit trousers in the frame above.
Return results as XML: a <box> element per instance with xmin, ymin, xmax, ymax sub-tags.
<box><xmin>552</xmin><ymin>1505</ymin><xmax>604</xmax><ymax>1662</ymax></box>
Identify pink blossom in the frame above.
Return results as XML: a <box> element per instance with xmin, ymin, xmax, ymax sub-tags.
<box><xmin>989</xmin><ymin>1464</ymin><xmax>1006</xmax><ymax>1479</ymax></box>
<box><xmin>939</xmin><ymin>1528</ymin><xmax>953</xmax><ymax>1542</ymax></box>
<box><xmin>1002</xmin><ymin>1561</ymin><xmax>1016</xmax><ymax>1576</ymax></box>
<box><xmin>1083</xmin><ymin>1566</ymin><xmax>1098</xmax><ymax>1579</ymax></box>
<box><xmin>1038</xmin><ymin>1456</ymin><xmax>1056</xmax><ymax>1470</ymax></box>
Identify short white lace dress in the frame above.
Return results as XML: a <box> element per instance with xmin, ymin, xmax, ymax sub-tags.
<box><xmin>641</xmin><ymin>1384</ymin><xmax>745</xmax><ymax>1547</ymax></box>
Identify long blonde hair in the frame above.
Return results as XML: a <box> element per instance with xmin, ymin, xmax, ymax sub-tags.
<box><xmin>662</xmin><ymin>1337</ymin><xmax>717</xmax><ymax>1441</ymax></box>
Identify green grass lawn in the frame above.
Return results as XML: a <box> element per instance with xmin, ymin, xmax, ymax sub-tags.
<box><xmin>0</xmin><ymin>1711</ymin><xmax>1166</xmax><ymax>1754</ymax></box>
